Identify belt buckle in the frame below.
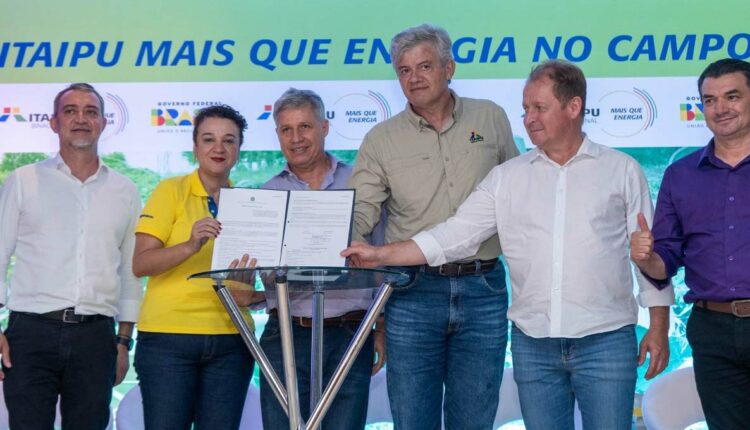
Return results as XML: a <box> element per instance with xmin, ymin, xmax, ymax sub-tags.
<box><xmin>731</xmin><ymin>299</ymin><xmax>750</xmax><ymax>317</ymax></box>
<box><xmin>297</xmin><ymin>316</ymin><xmax>313</xmax><ymax>328</ymax></box>
<box><xmin>62</xmin><ymin>308</ymin><xmax>81</xmax><ymax>323</ymax></box>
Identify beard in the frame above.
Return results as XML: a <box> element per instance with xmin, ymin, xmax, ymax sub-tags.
<box><xmin>69</xmin><ymin>137</ymin><xmax>96</xmax><ymax>149</ymax></box>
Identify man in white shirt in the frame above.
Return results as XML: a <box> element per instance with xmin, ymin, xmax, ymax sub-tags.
<box><xmin>343</xmin><ymin>60</ymin><xmax>674</xmax><ymax>430</ymax></box>
<box><xmin>0</xmin><ymin>83</ymin><xmax>142</xmax><ymax>430</ymax></box>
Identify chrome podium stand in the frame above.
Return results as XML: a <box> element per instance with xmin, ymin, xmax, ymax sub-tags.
<box><xmin>188</xmin><ymin>267</ymin><xmax>410</xmax><ymax>430</ymax></box>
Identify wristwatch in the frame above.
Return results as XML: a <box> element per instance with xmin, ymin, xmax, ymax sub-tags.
<box><xmin>116</xmin><ymin>335</ymin><xmax>134</xmax><ymax>351</ymax></box>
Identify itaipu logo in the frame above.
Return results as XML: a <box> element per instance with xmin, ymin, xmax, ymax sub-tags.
<box><xmin>256</xmin><ymin>103</ymin><xmax>334</xmax><ymax>122</ymax></box>
<box><xmin>257</xmin><ymin>105</ymin><xmax>272</xmax><ymax>120</ymax></box>
<box><xmin>332</xmin><ymin>90</ymin><xmax>392</xmax><ymax>141</ymax></box>
<box><xmin>0</xmin><ymin>106</ymin><xmax>51</xmax><ymax>130</ymax></box>
<box><xmin>593</xmin><ymin>88</ymin><xmax>657</xmax><ymax>138</ymax></box>
<box><xmin>0</xmin><ymin>106</ymin><xmax>51</xmax><ymax>128</ymax></box>
<box><xmin>0</xmin><ymin>107</ymin><xmax>27</xmax><ymax>122</ymax></box>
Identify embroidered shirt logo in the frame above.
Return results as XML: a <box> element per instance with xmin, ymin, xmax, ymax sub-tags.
<box><xmin>469</xmin><ymin>131</ymin><xmax>484</xmax><ymax>143</ymax></box>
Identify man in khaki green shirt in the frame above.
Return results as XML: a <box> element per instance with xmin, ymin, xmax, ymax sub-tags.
<box><xmin>347</xmin><ymin>24</ymin><xmax>518</xmax><ymax>430</ymax></box>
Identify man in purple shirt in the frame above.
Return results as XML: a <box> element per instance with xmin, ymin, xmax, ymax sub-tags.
<box><xmin>632</xmin><ymin>58</ymin><xmax>750</xmax><ymax>429</ymax></box>
<box><xmin>258</xmin><ymin>88</ymin><xmax>385</xmax><ymax>430</ymax></box>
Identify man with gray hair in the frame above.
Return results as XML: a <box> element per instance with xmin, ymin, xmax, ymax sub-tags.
<box><xmin>348</xmin><ymin>24</ymin><xmax>519</xmax><ymax>429</ymax></box>
<box><xmin>258</xmin><ymin>88</ymin><xmax>386</xmax><ymax>430</ymax></box>
<box><xmin>0</xmin><ymin>83</ymin><xmax>142</xmax><ymax>429</ymax></box>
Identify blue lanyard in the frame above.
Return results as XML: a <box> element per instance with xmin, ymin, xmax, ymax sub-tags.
<box><xmin>207</xmin><ymin>195</ymin><xmax>218</xmax><ymax>218</ymax></box>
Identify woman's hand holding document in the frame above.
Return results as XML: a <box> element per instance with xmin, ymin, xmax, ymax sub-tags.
<box><xmin>225</xmin><ymin>253</ymin><xmax>265</xmax><ymax>306</ymax></box>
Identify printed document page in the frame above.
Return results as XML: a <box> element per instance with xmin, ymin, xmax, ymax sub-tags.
<box><xmin>280</xmin><ymin>189</ymin><xmax>354</xmax><ymax>267</ymax></box>
<box><xmin>211</xmin><ymin>188</ymin><xmax>289</xmax><ymax>270</ymax></box>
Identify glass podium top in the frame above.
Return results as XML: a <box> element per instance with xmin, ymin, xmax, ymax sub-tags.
<box><xmin>188</xmin><ymin>266</ymin><xmax>412</xmax><ymax>292</ymax></box>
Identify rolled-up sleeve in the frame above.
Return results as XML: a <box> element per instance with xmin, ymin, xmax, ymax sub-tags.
<box><xmin>411</xmin><ymin>231</ymin><xmax>447</xmax><ymax>266</ymax></box>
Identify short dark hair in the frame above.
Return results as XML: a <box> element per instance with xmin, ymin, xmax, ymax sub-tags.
<box><xmin>698</xmin><ymin>58</ymin><xmax>750</xmax><ymax>97</ymax></box>
<box><xmin>528</xmin><ymin>60</ymin><xmax>587</xmax><ymax>120</ymax></box>
<box><xmin>192</xmin><ymin>104</ymin><xmax>248</xmax><ymax>147</ymax></box>
<box><xmin>53</xmin><ymin>83</ymin><xmax>105</xmax><ymax>117</ymax></box>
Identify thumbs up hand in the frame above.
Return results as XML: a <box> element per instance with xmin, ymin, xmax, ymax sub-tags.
<box><xmin>630</xmin><ymin>212</ymin><xmax>654</xmax><ymax>263</ymax></box>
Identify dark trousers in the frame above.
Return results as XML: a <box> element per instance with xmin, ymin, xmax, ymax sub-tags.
<box><xmin>687</xmin><ymin>305</ymin><xmax>750</xmax><ymax>430</ymax></box>
<box><xmin>2</xmin><ymin>312</ymin><xmax>116</xmax><ymax>430</ymax></box>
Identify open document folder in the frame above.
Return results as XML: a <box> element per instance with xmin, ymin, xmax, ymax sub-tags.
<box><xmin>210</xmin><ymin>187</ymin><xmax>355</xmax><ymax>270</ymax></box>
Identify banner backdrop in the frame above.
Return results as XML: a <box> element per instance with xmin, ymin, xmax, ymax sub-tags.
<box><xmin>1</xmin><ymin>0</ymin><xmax>745</xmax><ymax>154</ymax></box>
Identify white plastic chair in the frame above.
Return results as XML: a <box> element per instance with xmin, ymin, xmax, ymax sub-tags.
<box><xmin>494</xmin><ymin>367</ymin><xmax>523</xmax><ymax>426</ymax></box>
<box><xmin>366</xmin><ymin>368</ymin><xmax>392</xmax><ymax>424</ymax></box>
<box><xmin>239</xmin><ymin>384</ymin><xmax>264</xmax><ymax>429</ymax></box>
<box><xmin>494</xmin><ymin>367</ymin><xmax>582</xmax><ymax>429</ymax></box>
<box><xmin>642</xmin><ymin>367</ymin><xmax>705</xmax><ymax>430</ymax></box>
<box><xmin>115</xmin><ymin>384</ymin><xmax>144</xmax><ymax>430</ymax></box>
<box><xmin>117</xmin><ymin>383</ymin><xmax>263</xmax><ymax>430</ymax></box>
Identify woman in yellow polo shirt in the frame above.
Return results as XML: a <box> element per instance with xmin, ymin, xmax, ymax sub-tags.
<box><xmin>132</xmin><ymin>104</ymin><xmax>255</xmax><ymax>429</ymax></box>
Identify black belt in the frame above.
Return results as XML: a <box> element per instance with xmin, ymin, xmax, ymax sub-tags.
<box><xmin>268</xmin><ymin>309</ymin><xmax>366</xmax><ymax>328</ymax></box>
<box><xmin>17</xmin><ymin>308</ymin><xmax>110</xmax><ymax>324</ymax></box>
<box><xmin>417</xmin><ymin>259</ymin><xmax>497</xmax><ymax>277</ymax></box>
